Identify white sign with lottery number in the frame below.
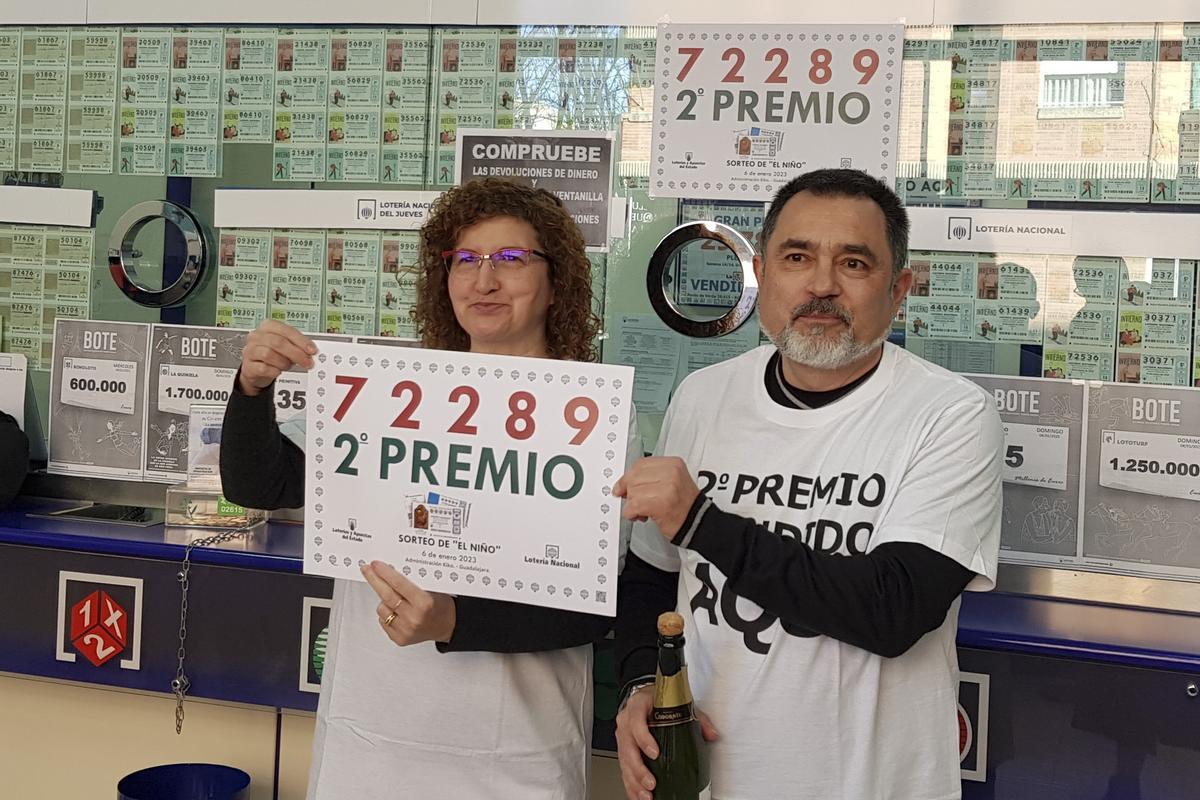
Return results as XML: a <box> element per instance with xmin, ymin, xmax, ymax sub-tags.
<box><xmin>305</xmin><ymin>341</ymin><xmax>635</xmax><ymax>614</ymax></box>
<box><xmin>61</xmin><ymin>357</ymin><xmax>139</xmax><ymax>415</ymax></box>
<box><xmin>1099</xmin><ymin>430</ymin><xmax>1200</xmax><ymax>503</ymax></box>
<box><xmin>1001</xmin><ymin>422</ymin><xmax>1069</xmax><ymax>491</ymax></box>
<box><xmin>652</xmin><ymin>23</ymin><xmax>902</xmax><ymax>200</ymax></box>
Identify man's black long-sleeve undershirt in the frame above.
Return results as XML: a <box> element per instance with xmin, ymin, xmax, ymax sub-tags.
<box><xmin>219</xmin><ymin>375</ymin><xmax>612</xmax><ymax>653</ymax></box>
<box><xmin>615</xmin><ymin>352</ymin><xmax>976</xmax><ymax>690</ymax></box>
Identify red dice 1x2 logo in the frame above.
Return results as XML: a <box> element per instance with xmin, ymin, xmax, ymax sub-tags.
<box><xmin>70</xmin><ymin>590</ymin><xmax>128</xmax><ymax>666</ymax></box>
<box><xmin>56</xmin><ymin>572</ymin><xmax>144</xmax><ymax>671</ymax></box>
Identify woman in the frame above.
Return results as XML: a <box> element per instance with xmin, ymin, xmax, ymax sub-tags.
<box><xmin>221</xmin><ymin>179</ymin><xmax>639</xmax><ymax>799</ymax></box>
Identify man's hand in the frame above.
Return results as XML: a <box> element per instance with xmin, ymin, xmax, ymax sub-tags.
<box><xmin>613</xmin><ymin>457</ymin><xmax>701</xmax><ymax>542</ymax></box>
<box><xmin>616</xmin><ymin>686</ymin><xmax>719</xmax><ymax>800</ymax></box>
<box><xmin>237</xmin><ymin>320</ymin><xmax>317</xmax><ymax>397</ymax></box>
<box><xmin>361</xmin><ymin>561</ymin><xmax>457</xmax><ymax>646</ymax></box>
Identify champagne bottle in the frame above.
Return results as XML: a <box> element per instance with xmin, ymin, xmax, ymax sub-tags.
<box><xmin>647</xmin><ymin>612</ymin><xmax>711</xmax><ymax>800</ymax></box>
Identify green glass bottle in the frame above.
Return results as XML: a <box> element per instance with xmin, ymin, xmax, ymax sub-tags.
<box><xmin>647</xmin><ymin>612</ymin><xmax>711</xmax><ymax>800</ymax></box>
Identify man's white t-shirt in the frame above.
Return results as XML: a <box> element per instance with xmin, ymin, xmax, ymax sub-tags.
<box><xmin>631</xmin><ymin>344</ymin><xmax>1002</xmax><ymax>800</ymax></box>
<box><xmin>308</xmin><ymin>412</ymin><xmax>641</xmax><ymax>800</ymax></box>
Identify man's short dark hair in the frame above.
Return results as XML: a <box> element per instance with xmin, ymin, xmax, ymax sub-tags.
<box><xmin>759</xmin><ymin>168</ymin><xmax>910</xmax><ymax>272</ymax></box>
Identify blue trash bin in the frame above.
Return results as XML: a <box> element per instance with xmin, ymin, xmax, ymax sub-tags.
<box><xmin>117</xmin><ymin>764</ymin><xmax>250</xmax><ymax>800</ymax></box>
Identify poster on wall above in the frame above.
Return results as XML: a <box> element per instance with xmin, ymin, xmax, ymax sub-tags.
<box><xmin>455</xmin><ymin>129</ymin><xmax>614</xmax><ymax>250</ymax></box>
<box><xmin>651</xmin><ymin>23</ymin><xmax>902</xmax><ymax>201</ymax></box>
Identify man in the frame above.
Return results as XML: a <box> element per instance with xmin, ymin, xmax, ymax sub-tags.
<box><xmin>613</xmin><ymin>169</ymin><xmax>1002</xmax><ymax>800</ymax></box>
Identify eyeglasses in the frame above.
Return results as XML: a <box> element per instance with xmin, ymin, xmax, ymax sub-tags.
<box><xmin>441</xmin><ymin>247</ymin><xmax>551</xmax><ymax>274</ymax></box>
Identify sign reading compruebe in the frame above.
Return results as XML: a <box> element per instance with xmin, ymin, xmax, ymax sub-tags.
<box><xmin>304</xmin><ymin>340</ymin><xmax>633</xmax><ymax>614</ymax></box>
<box><xmin>651</xmin><ymin>23</ymin><xmax>902</xmax><ymax>201</ymax></box>
<box><xmin>455</xmin><ymin>129</ymin><xmax>615</xmax><ymax>250</ymax></box>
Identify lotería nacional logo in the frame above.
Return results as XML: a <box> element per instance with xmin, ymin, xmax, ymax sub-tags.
<box><xmin>948</xmin><ymin>216</ymin><xmax>973</xmax><ymax>241</ymax></box>
<box><xmin>332</xmin><ymin>516</ymin><xmax>371</xmax><ymax>542</ymax></box>
<box><xmin>357</xmin><ymin>198</ymin><xmax>377</xmax><ymax>220</ymax></box>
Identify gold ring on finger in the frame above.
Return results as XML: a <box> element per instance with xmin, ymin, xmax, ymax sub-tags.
<box><xmin>383</xmin><ymin>612</ymin><xmax>397</xmax><ymax>626</ymax></box>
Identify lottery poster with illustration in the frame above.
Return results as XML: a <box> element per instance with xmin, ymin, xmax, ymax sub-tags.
<box><xmin>966</xmin><ymin>375</ymin><xmax>1085</xmax><ymax>564</ymax></box>
<box><xmin>1081</xmin><ymin>382</ymin><xmax>1200</xmax><ymax>580</ymax></box>
<box><xmin>143</xmin><ymin>325</ymin><xmax>247</xmax><ymax>482</ymax></box>
<box><xmin>48</xmin><ymin>319</ymin><xmax>152</xmax><ymax>480</ymax></box>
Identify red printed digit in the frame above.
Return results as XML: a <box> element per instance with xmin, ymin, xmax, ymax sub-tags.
<box><xmin>563</xmin><ymin>397</ymin><xmax>598</xmax><ymax>445</ymax></box>
<box><xmin>765</xmin><ymin>48</ymin><xmax>789</xmax><ymax>83</ymax></box>
<box><xmin>809</xmin><ymin>48</ymin><xmax>832</xmax><ymax>84</ymax></box>
<box><xmin>676</xmin><ymin>47</ymin><xmax>704</xmax><ymax>81</ymax></box>
<box><xmin>390</xmin><ymin>380</ymin><xmax>422</xmax><ymax>429</ymax></box>
<box><xmin>447</xmin><ymin>385</ymin><xmax>480</xmax><ymax>435</ymax></box>
<box><xmin>722</xmin><ymin>48</ymin><xmax>746</xmax><ymax>83</ymax></box>
<box><xmin>853</xmin><ymin>49</ymin><xmax>879</xmax><ymax>84</ymax></box>
<box><xmin>505</xmin><ymin>391</ymin><xmax>537</xmax><ymax>440</ymax></box>
<box><xmin>333</xmin><ymin>375</ymin><xmax>367</xmax><ymax>421</ymax></box>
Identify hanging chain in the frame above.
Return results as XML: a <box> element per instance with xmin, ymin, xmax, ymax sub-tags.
<box><xmin>173</xmin><ymin>528</ymin><xmax>250</xmax><ymax>734</ymax></box>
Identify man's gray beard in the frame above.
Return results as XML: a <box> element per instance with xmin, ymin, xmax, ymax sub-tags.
<box><xmin>761</xmin><ymin>318</ymin><xmax>889</xmax><ymax>370</ymax></box>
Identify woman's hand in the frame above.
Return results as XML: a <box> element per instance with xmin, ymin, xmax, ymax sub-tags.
<box><xmin>362</xmin><ymin>561</ymin><xmax>457</xmax><ymax>647</ymax></box>
<box><xmin>238</xmin><ymin>320</ymin><xmax>316</xmax><ymax>397</ymax></box>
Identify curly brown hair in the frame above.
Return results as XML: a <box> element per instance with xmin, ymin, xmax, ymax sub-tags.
<box><xmin>413</xmin><ymin>178</ymin><xmax>600</xmax><ymax>362</ymax></box>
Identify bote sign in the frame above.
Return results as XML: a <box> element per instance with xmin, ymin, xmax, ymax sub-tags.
<box><xmin>56</xmin><ymin>571</ymin><xmax>144</xmax><ymax>671</ymax></box>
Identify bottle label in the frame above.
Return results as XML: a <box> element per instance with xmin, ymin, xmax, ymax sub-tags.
<box><xmin>649</xmin><ymin>703</ymin><xmax>695</xmax><ymax>727</ymax></box>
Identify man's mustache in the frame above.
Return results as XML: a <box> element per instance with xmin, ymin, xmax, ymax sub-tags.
<box><xmin>790</xmin><ymin>299</ymin><xmax>852</xmax><ymax>325</ymax></box>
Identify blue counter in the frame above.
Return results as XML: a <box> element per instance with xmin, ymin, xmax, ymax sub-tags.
<box><xmin>5</xmin><ymin>498</ymin><xmax>1199</xmax><ymax>676</ymax></box>
<box><xmin>3</xmin><ymin>498</ymin><xmax>1198</xmax><ymax>798</ymax></box>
